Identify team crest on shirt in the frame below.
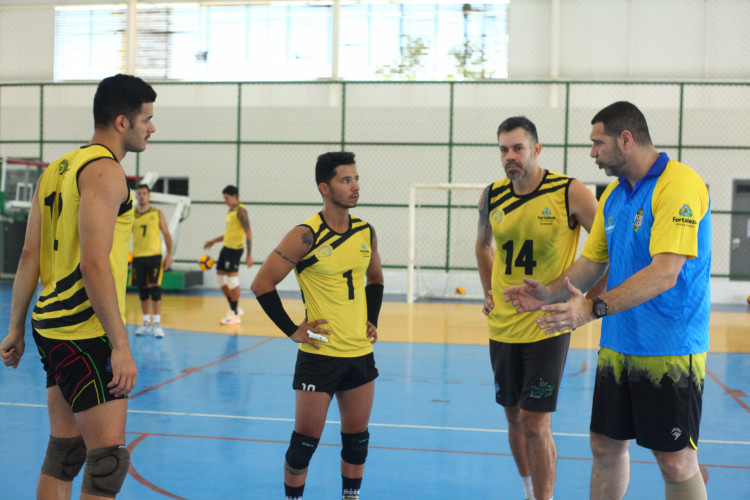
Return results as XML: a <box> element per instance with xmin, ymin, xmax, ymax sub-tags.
<box><xmin>317</xmin><ymin>245</ymin><xmax>333</xmax><ymax>258</ymax></box>
<box><xmin>633</xmin><ymin>209</ymin><xmax>644</xmax><ymax>232</ymax></box>
<box><xmin>359</xmin><ymin>242</ymin><xmax>370</xmax><ymax>258</ymax></box>
<box><xmin>537</xmin><ymin>207</ymin><xmax>555</xmax><ymax>226</ymax></box>
<box><xmin>605</xmin><ymin>215</ymin><xmax>614</xmax><ymax>232</ymax></box>
<box><xmin>490</xmin><ymin>208</ymin><xmax>503</xmax><ymax>224</ymax></box>
<box><xmin>673</xmin><ymin>204</ymin><xmax>697</xmax><ymax>227</ymax></box>
<box><xmin>56</xmin><ymin>159</ymin><xmax>70</xmax><ymax>176</ymax></box>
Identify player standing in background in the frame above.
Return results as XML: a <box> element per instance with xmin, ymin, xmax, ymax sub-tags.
<box><xmin>476</xmin><ymin>116</ymin><xmax>601</xmax><ymax>500</ymax></box>
<box><xmin>0</xmin><ymin>73</ymin><xmax>155</xmax><ymax>499</ymax></box>
<box><xmin>131</xmin><ymin>184</ymin><xmax>173</xmax><ymax>338</ymax></box>
<box><xmin>251</xmin><ymin>151</ymin><xmax>383</xmax><ymax>500</ymax></box>
<box><xmin>204</xmin><ymin>185</ymin><xmax>253</xmax><ymax>325</ymax></box>
<box><xmin>505</xmin><ymin>101</ymin><xmax>711</xmax><ymax>500</ymax></box>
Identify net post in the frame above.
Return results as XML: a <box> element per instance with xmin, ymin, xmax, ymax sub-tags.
<box><xmin>407</xmin><ymin>184</ymin><xmax>416</xmax><ymax>304</ymax></box>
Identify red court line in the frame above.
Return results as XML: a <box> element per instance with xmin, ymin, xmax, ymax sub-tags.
<box><xmin>706</xmin><ymin>369</ymin><xmax>750</xmax><ymax>414</ymax></box>
<box><xmin>566</xmin><ymin>362</ymin><xmax>588</xmax><ymax>377</ymax></box>
<box><xmin>125</xmin><ymin>431</ymin><xmax>750</xmax><ymax>471</ymax></box>
<box><xmin>129</xmin><ymin>337</ymin><xmax>275</xmax><ymax>399</ymax></box>
<box><xmin>127</xmin><ymin>433</ymin><xmax>187</xmax><ymax>500</ymax></box>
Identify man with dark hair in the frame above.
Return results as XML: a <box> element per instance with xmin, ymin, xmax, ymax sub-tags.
<box><xmin>204</xmin><ymin>184</ymin><xmax>253</xmax><ymax>324</ymax></box>
<box><xmin>476</xmin><ymin>116</ymin><xmax>600</xmax><ymax>500</ymax></box>
<box><xmin>131</xmin><ymin>183</ymin><xmax>173</xmax><ymax>338</ymax></box>
<box><xmin>251</xmin><ymin>151</ymin><xmax>383</xmax><ymax>500</ymax></box>
<box><xmin>505</xmin><ymin>101</ymin><xmax>711</xmax><ymax>500</ymax></box>
<box><xmin>0</xmin><ymin>73</ymin><xmax>155</xmax><ymax>498</ymax></box>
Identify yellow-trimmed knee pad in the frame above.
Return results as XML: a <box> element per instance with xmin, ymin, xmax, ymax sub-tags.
<box><xmin>81</xmin><ymin>445</ymin><xmax>130</xmax><ymax>498</ymax></box>
<box><xmin>341</xmin><ymin>430</ymin><xmax>369</xmax><ymax>465</ymax></box>
<box><xmin>40</xmin><ymin>435</ymin><xmax>86</xmax><ymax>482</ymax></box>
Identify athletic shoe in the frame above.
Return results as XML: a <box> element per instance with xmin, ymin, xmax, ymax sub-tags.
<box><xmin>221</xmin><ymin>314</ymin><xmax>241</xmax><ymax>325</ymax></box>
<box><xmin>152</xmin><ymin>324</ymin><xmax>165</xmax><ymax>338</ymax></box>
<box><xmin>227</xmin><ymin>307</ymin><xmax>245</xmax><ymax>317</ymax></box>
<box><xmin>135</xmin><ymin>323</ymin><xmax>151</xmax><ymax>336</ymax></box>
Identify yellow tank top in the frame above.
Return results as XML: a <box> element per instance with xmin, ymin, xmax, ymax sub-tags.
<box><xmin>132</xmin><ymin>207</ymin><xmax>162</xmax><ymax>257</ymax></box>
<box><xmin>32</xmin><ymin>144</ymin><xmax>134</xmax><ymax>340</ymax></box>
<box><xmin>295</xmin><ymin>212</ymin><xmax>373</xmax><ymax>358</ymax></box>
<box><xmin>488</xmin><ymin>171</ymin><xmax>580</xmax><ymax>343</ymax></box>
<box><xmin>223</xmin><ymin>203</ymin><xmax>246</xmax><ymax>250</ymax></box>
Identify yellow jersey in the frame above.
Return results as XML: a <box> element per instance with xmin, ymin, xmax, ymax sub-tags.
<box><xmin>223</xmin><ymin>203</ymin><xmax>247</xmax><ymax>250</ymax></box>
<box><xmin>132</xmin><ymin>207</ymin><xmax>163</xmax><ymax>257</ymax></box>
<box><xmin>295</xmin><ymin>212</ymin><xmax>373</xmax><ymax>358</ymax></box>
<box><xmin>32</xmin><ymin>144</ymin><xmax>134</xmax><ymax>340</ymax></box>
<box><xmin>488</xmin><ymin>171</ymin><xmax>580</xmax><ymax>343</ymax></box>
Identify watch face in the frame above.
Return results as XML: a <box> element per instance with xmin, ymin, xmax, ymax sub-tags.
<box><xmin>594</xmin><ymin>300</ymin><xmax>607</xmax><ymax>317</ymax></box>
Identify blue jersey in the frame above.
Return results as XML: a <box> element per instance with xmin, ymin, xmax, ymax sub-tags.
<box><xmin>582</xmin><ymin>153</ymin><xmax>711</xmax><ymax>355</ymax></box>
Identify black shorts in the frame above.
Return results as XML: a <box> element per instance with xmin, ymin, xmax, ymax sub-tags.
<box><xmin>489</xmin><ymin>333</ymin><xmax>570</xmax><ymax>412</ymax></box>
<box><xmin>590</xmin><ymin>347</ymin><xmax>705</xmax><ymax>452</ymax></box>
<box><xmin>293</xmin><ymin>351</ymin><xmax>378</xmax><ymax>397</ymax></box>
<box><xmin>33</xmin><ymin>329</ymin><xmax>126</xmax><ymax>413</ymax></box>
<box><xmin>217</xmin><ymin>246</ymin><xmax>243</xmax><ymax>273</ymax></box>
<box><xmin>130</xmin><ymin>255</ymin><xmax>163</xmax><ymax>287</ymax></box>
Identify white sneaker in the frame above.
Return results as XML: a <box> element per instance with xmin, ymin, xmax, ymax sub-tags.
<box><xmin>135</xmin><ymin>323</ymin><xmax>151</xmax><ymax>336</ymax></box>
<box><xmin>152</xmin><ymin>324</ymin><xmax>165</xmax><ymax>338</ymax></box>
<box><xmin>227</xmin><ymin>307</ymin><xmax>244</xmax><ymax>317</ymax></box>
<box><xmin>220</xmin><ymin>314</ymin><xmax>241</xmax><ymax>325</ymax></box>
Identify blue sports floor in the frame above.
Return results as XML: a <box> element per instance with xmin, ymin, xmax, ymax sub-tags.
<box><xmin>1</xmin><ymin>282</ymin><xmax>749</xmax><ymax>499</ymax></box>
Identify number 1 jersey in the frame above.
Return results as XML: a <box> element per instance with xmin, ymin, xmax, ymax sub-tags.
<box><xmin>294</xmin><ymin>212</ymin><xmax>373</xmax><ymax>358</ymax></box>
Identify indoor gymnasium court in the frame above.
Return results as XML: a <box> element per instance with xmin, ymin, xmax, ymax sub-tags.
<box><xmin>1</xmin><ymin>1</ymin><xmax>750</xmax><ymax>499</ymax></box>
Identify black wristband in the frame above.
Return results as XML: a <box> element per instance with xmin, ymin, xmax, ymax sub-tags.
<box><xmin>255</xmin><ymin>290</ymin><xmax>298</xmax><ymax>337</ymax></box>
<box><xmin>365</xmin><ymin>283</ymin><xmax>384</xmax><ymax>327</ymax></box>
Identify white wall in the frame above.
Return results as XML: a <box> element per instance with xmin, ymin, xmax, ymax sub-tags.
<box><xmin>1</xmin><ymin>0</ymin><xmax>749</xmax><ymax>303</ymax></box>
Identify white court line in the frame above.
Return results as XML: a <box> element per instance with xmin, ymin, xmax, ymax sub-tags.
<box><xmin>3</xmin><ymin>402</ymin><xmax>749</xmax><ymax>446</ymax></box>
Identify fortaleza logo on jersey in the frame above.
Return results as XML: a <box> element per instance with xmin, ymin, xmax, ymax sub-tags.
<box><xmin>633</xmin><ymin>209</ymin><xmax>644</xmax><ymax>232</ymax></box>
<box><xmin>317</xmin><ymin>245</ymin><xmax>333</xmax><ymax>258</ymax></box>
<box><xmin>360</xmin><ymin>242</ymin><xmax>370</xmax><ymax>258</ymax></box>
<box><xmin>605</xmin><ymin>215</ymin><xmax>614</xmax><ymax>232</ymax></box>
<box><xmin>490</xmin><ymin>208</ymin><xmax>503</xmax><ymax>224</ymax></box>
<box><xmin>538</xmin><ymin>207</ymin><xmax>555</xmax><ymax>226</ymax></box>
<box><xmin>673</xmin><ymin>204</ymin><xmax>697</xmax><ymax>227</ymax></box>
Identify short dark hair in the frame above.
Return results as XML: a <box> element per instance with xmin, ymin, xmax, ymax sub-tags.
<box><xmin>93</xmin><ymin>74</ymin><xmax>157</xmax><ymax>128</ymax></box>
<box><xmin>222</xmin><ymin>185</ymin><xmax>238</xmax><ymax>197</ymax></box>
<box><xmin>315</xmin><ymin>151</ymin><xmax>356</xmax><ymax>185</ymax></box>
<box><xmin>591</xmin><ymin>101</ymin><xmax>653</xmax><ymax>146</ymax></box>
<box><xmin>497</xmin><ymin>116</ymin><xmax>539</xmax><ymax>144</ymax></box>
<box><xmin>136</xmin><ymin>184</ymin><xmax>150</xmax><ymax>192</ymax></box>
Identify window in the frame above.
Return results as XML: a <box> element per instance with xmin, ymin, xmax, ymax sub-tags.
<box><xmin>54</xmin><ymin>2</ymin><xmax>508</xmax><ymax>82</ymax></box>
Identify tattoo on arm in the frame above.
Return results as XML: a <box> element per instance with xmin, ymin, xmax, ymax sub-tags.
<box><xmin>246</xmin><ymin>238</ymin><xmax>252</xmax><ymax>255</ymax></box>
<box><xmin>301</xmin><ymin>230</ymin><xmax>313</xmax><ymax>250</ymax></box>
<box><xmin>477</xmin><ymin>185</ymin><xmax>493</xmax><ymax>244</ymax></box>
<box><xmin>237</xmin><ymin>207</ymin><xmax>251</xmax><ymax>232</ymax></box>
<box><xmin>274</xmin><ymin>249</ymin><xmax>296</xmax><ymax>265</ymax></box>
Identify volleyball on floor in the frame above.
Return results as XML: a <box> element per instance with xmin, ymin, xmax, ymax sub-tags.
<box><xmin>454</xmin><ymin>286</ymin><xmax>466</xmax><ymax>295</ymax></box>
<box><xmin>198</xmin><ymin>255</ymin><xmax>214</xmax><ymax>271</ymax></box>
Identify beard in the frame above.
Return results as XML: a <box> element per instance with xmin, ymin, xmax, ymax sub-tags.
<box><xmin>598</xmin><ymin>145</ymin><xmax>627</xmax><ymax>177</ymax></box>
<box><xmin>504</xmin><ymin>158</ymin><xmax>534</xmax><ymax>182</ymax></box>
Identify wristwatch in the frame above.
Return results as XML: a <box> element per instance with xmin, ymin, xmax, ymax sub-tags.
<box><xmin>592</xmin><ymin>297</ymin><xmax>609</xmax><ymax>318</ymax></box>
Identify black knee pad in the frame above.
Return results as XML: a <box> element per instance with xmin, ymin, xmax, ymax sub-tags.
<box><xmin>40</xmin><ymin>435</ymin><xmax>86</xmax><ymax>482</ymax></box>
<box><xmin>138</xmin><ymin>287</ymin><xmax>150</xmax><ymax>301</ymax></box>
<box><xmin>81</xmin><ymin>445</ymin><xmax>130</xmax><ymax>498</ymax></box>
<box><xmin>149</xmin><ymin>286</ymin><xmax>161</xmax><ymax>301</ymax></box>
<box><xmin>285</xmin><ymin>431</ymin><xmax>319</xmax><ymax>474</ymax></box>
<box><xmin>341</xmin><ymin>430</ymin><xmax>369</xmax><ymax>465</ymax></box>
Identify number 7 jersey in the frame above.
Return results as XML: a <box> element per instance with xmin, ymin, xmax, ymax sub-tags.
<box><xmin>294</xmin><ymin>212</ymin><xmax>373</xmax><ymax>358</ymax></box>
<box><xmin>488</xmin><ymin>171</ymin><xmax>581</xmax><ymax>343</ymax></box>
<box><xmin>32</xmin><ymin>144</ymin><xmax>134</xmax><ymax>340</ymax></box>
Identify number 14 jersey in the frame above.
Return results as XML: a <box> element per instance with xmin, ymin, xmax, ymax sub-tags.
<box><xmin>488</xmin><ymin>171</ymin><xmax>581</xmax><ymax>343</ymax></box>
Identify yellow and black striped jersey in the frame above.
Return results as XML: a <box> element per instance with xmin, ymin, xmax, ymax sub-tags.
<box><xmin>488</xmin><ymin>171</ymin><xmax>581</xmax><ymax>343</ymax></box>
<box><xmin>294</xmin><ymin>212</ymin><xmax>373</xmax><ymax>358</ymax></box>
<box><xmin>32</xmin><ymin>144</ymin><xmax>134</xmax><ymax>340</ymax></box>
<box><xmin>223</xmin><ymin>203</ymin><xmax>247</xmax><ymax>250</ymax></box>
<box><xmin>132</xmin><ymin>207</ymin><xmax>162</xmax><ymax>257</ymax></box>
